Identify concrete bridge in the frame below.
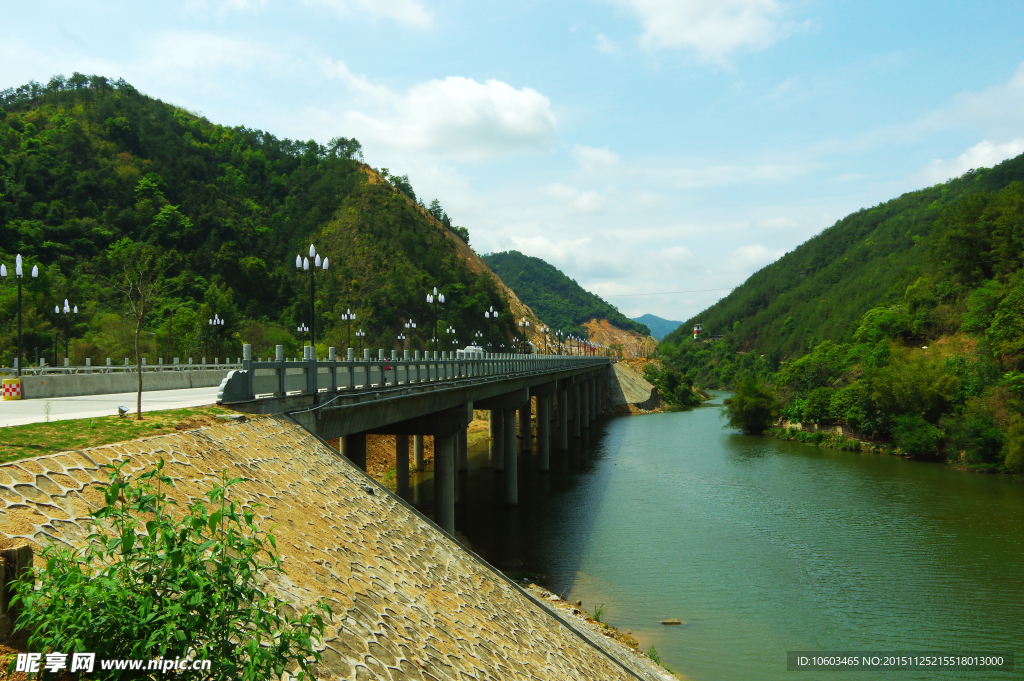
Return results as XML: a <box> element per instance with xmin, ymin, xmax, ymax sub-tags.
<box><xmin>219</xmin><ymin>344</ymin><xmax>611</xmax><ymax>534</ymax></box>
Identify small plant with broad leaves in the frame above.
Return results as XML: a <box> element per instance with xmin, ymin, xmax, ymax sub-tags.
<box><xmin>8</xmin><ymin>460</ymin><xmax>332</xmax><ymax>680</ymax></box>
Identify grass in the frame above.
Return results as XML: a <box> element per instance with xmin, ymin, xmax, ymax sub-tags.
<box><xmin>0</xmin><ymin>405</ymin><xmax>240</xmax><ymax>464</ymax></box>
<box><xmin>592</xmin><ymin>603</ymin><xmax>606</xmax><ymax>623</ymax></box>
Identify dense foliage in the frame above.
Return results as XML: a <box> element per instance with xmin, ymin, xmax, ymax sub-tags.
<box><xmin>10</xmin><ymin>460</ymin><xmax>330</xmax><ymax>680</ymax></box>
<box><xmin>722</xmin><ymin>376</ymin><xmax>777</xmax><ymax>434</ymax></box>
<box><xmin>660</xmin><ymin>153</ymin><xmax>1024</xmax><ymax>471</ymax></box>
<box><xmin>0</xmin><ymin>75</ymin><xmax>516</xmax><ymax>367</ymax></box>
<box><xmin>482</xmin><ymin>250</ymin><xmax>650</xmax><ymax>336</ymax></box>
<box><xmin>642</xmin><ymin>362</ymin><xmax>702</xmax><ymax>407</ymax></box>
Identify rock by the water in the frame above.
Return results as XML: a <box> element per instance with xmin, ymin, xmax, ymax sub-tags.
<box><xmin>660</xmin><ymin>618</ymin><xmax>684</xmax><ymax>625</ymax></box>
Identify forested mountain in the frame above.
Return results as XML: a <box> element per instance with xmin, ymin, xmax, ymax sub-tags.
<box><xmin>0</xmin><ymin>74</ymin><xmax>517</xmax><ymax>365</ymax></box>
<box><xmin>660</xmin><ymin>153</ymin><xmax>1024</xmax><ymax>472</ymax></box>
<box><xmin>481</xmin><ymin>250</ymin><xmax>649</xmax><ymax>336</ymax></box>
<box><xmin>632</xmin><ymin>313</ymin><xmax>682</xmax><ymax>341</ymax></box>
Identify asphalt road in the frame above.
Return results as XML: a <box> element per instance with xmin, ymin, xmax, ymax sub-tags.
<box><xmin>0</xmin><ymin>386</ymin><xmax>221</xmax><ymax>428</ymax></box>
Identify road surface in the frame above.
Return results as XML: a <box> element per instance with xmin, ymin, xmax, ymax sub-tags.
<box><xmin>0</xmin><ymin>386</ymin><xmax>221</xmax><ymax>428</ymax></box>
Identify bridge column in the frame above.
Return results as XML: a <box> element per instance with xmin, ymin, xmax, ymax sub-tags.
<box><xmin>434</xmin><ymin>434</ymin><xmax>456</xmax><ymax>534</ymax></box>
<box><xmin>572</xmin><ymin>384</ymin><xmax>582</xmax><ymax>438</ymax></box>
<box><xmin>490</xmin><ymin>409</ymin><xmax>504</xmax><ymax>471</ymax></box>
<box><xmin>504</xmin><ymin>409</ymin><xmax>518</xmax><ymax>505</ymax></box>
<box><xmin>557</xmin><ymin>386</ymin><xmax>569</xmax><ymax>451</ymax></box>
<box><xmin>581</xmin><ymin>381</ymin><xmax>590</xmax><ymax>430</ymax></box>
<box><xmin>457</xmin><ymin>426</ymin><xmax>468</xmax><ymax>472</ymax></box>
<box><xmin>396</xmin><ymin>435</ymin><xmax>409</xmax><ymax>498</ymax></box>
<box><xmin>345</xmin><ymin>432</ymin><xmax>367</xmax><ymax>471</ymax></box>
<box><xmin>537</xmin><ymin>395</ymin><xmax>551</xmax><ymax>471</ymax></box>
<box><xmin>590</xmin><ymin>376</ymin><xmax>598</xmax><ymax>420</ymax></box>
<box><xmin>519</xmin><ymin>402</ymin><xmax>531</xmax><ymax>452</ymax></box>
<box><xmin>414</xmin><ymin>435</ymin><xmax>425</xmax><ymax>471</ymax></box>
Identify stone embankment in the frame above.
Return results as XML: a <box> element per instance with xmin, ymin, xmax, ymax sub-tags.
<box><xmin>0</xmin><ymin>416</ymin><xmax>673</xmax><ymax>680</ymax></box>
<box><xmin>605</xmin><ymin>363</ymin><xmax>660</xmax><ymax>413</ymax></box>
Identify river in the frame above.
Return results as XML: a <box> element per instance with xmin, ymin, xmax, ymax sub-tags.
<box><xmin>410</xmin><ymin>392</ymin><xmax>1024</xmax><ymax>680</ymax></box>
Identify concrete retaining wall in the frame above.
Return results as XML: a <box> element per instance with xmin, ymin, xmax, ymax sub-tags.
<box><xmin>605</xmin><ymin>363</ymin><xmax>660</xmax><ymax>411</ymax></box>
<box><xmin>19</xmin><ymin>370</ymin><xmax>232</xmax><ymax>399</ymax></box>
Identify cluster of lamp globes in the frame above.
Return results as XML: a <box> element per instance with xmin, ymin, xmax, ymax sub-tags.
<box><xmin>296</xmin><ymin>244</ymin><xmax>328</xmax><ymax>272</ymax></box>
<box><xmin>0</xmin><ymin>254</ymin><xmax>39</xmax><ymax>279</ymax></box>
<box><xmin>209</xmin><ymin>314</ymin><xmax>224</xmax><ymax>327</ymax></box>
<box><xmin>55</xmin><ymin>300</ymin><xmax>77</xmax><ymax>316</ymax></box>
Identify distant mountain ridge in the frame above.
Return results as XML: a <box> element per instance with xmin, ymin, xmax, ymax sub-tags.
<box><xmin>632</xmin><ymin>314</ymin><xmax>682</xmax><ymax>341</ymax></box>
<box><xmin>481</xmin><ymin>251</ymin><xmax>650</xmax><ymax>337</ymax></box>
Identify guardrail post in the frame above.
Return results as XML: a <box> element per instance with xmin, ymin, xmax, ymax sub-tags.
<box><xmin>305</xmin><ymin>346</ymin><xmax>316</xmax><ymax>394</ymax></box>
<box><xmin>242</xmin><ymin>344</ymin><xmax>254</xmax><ymax>400</ymax></box>
<box><xmin>328</xmin><ymin>347</ymin><xmax>336</xmax><ymax>391</ymax></box>
<box><xmin>276</xmin><ymin>345</ymin><xmax>285</xmax><ymax>396</ymax></box>
<box><xmin>364</xmin><ymin>349</ymin><xmax>371</xmax><ymax>388</ymax></box>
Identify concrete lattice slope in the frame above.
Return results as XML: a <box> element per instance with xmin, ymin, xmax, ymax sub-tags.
<box><xmin>0</xmin><ymin>417</ymin><xmax>669</xmax><ymax>680</ymax></box>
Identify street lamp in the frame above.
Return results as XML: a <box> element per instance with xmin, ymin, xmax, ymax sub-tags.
<box><xmin>473</xmin><ymin>330</ymin><xmax>484</xmax><ymax>349</ymax></box>
<box><xmin>54</xmin><ymin>299</ymin><xmax>78</xmax><ymax>363</ymax></box>
<box><xmin>397</xmin><ymin>332</ymin><xmax>406</xmax><ymax>351</ymax></box>
<box><xmin>484</xmin><ymin>305</ymin><xmax>498</xmax><ymax>352</ymax></box>
<box><xmin>517</xmin><ymin>317</ymin><xmax>530</xmax><ymax>353</ymax></box>
<box><xmin>341</xmin><ymin>308</ymin><xmax>356</xmax><ymax>350</ymax></box>
<box><xmin>1</xmin><ymin>255</ymin><xmax>39</xmax><ymax>376</ymax></box>
<box><xmin>208</xmin><ymin>314</ymin><xmax>224</xmax><ymax>358</ymax></box>
<box><xmin>355</xmin><ymin>328</ymin><xmax>366</xmax><ymax>351</ymax></box>
<box><xmin>404</xmin><ymin>318</ymin><xmax>417</xmax><ymax>351</ymax></box>
<box><xmin>426</xmin><ymin>286</ymin><xmax>445</xmax><ymax>353</ymax></box>
<box><xmin>294</xmin><ymin>244</ymin><xmax>328</xmax><ymax>349</ymax></box>
<box><xmin>540</xmin><ymin>325</ymin><xmax>550</xmax><ymax>354</ymax></box>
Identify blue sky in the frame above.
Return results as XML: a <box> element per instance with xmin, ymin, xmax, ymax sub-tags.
<box><xmin>4</xmin><ymin>0</ymin><xmax>1024</xmax><ymax>322</ymax></box>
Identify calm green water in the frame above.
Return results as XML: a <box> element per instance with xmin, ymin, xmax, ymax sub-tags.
<box><xmin>412</xmin><ymin>392</ymin><xmax>1024</xmax><ymax>680</ymax></box>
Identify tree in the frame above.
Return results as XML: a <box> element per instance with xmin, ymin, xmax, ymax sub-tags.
<box><xmin>9</xmin><ymin>460</ymin><xmax>331</xmax><ymax>680</ymax></box>
<box><xmin>723</xmin><ymin>375</ymin><xmax>777</xmax><ymax>434</ymax></box>
<box><xmin>107</xmin><ymin>238</ymin><xmax>166</xmax><ymax>419</ymax></box>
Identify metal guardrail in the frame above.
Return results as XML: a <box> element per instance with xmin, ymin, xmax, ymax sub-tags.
<box><xmin>221</xmin><ymin>344</ymin><xmax>609</xmax><ymax>402</ymax></box>
<box><xmin>0</xmin><ymin>358</ymin><xmax>242</xmax><ymax>377</ymax></box>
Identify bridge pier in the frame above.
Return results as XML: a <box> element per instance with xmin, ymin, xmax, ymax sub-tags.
<box><xmin>490</xmin><ymin>409</ymin><xmax>504</xmax><ymax>471</ymax></box>
<box><xmin>414</xmin><ymin>435</ymin><xmax>424</xmax><ymax>471</ymax></box>
<box><xmin>557</xmin><ymin>385</ymin><xmax>569</xmax><ymax>451</ymax></box>
<box><xmin>590</xmin><ymin>376</ymin><xmax>598</xmax><ymax>421</ymax></box>
<box><xmin>572</xmin><ymin>384</ymin><xmax>582</xmax><ymax>438</ymax></box>
<box><xmin>537</xmin><ymin>395</ymin><xmax>551</xmax><ymax>471</ymax></box>
<box><xmin>396</xmin><ymin>435</ymin><xmax>409</xmax><ymax>498</ymax></box>
<box><xmin>582</xmin><ymin>381</ymin><xmax>590</xmax><ymax>430</ymax></box>
<box><xmin>434</xmin><ymin>434</ymin><xmax>455</xmax><ymax>534</ymax></box>
<box><xmin>504</xmin><ymin>409</ymin><xmax>518</xmax><ymax>505</ymax></box>
<box><xmin>519</xmin><ymin>402</ymin><xmax>531</xmax><ymax>452</ymax></box>
<box><xmin>457</xmin><ymin>426</ymin><xmax>468</xmax><ymax>472</ymax></box>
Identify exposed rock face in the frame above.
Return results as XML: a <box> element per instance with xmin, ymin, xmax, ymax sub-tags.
<box><xmin>584</xmin><ymin>318</ymin><xmax>657</xmax><ymax>359</ymax></box>
<box><xmin>605</xmin><ymin>363</ymin><xmax>660</xmax><ymax>412</ymax></box>
<box><xmin>0</xmin><ymin>416</ymin><xmax>671</xmax><ymax>680</ymax></box>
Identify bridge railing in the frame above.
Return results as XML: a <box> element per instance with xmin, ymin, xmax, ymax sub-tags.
<box><xmin>0</xmin><ymin>357</ymin><xmax>241</xmax><ymax>376</ymax></box>
<box><xmin>220</xmin><ymin>344</ymin><xmax>608</xmax><ymax>402</ymax></box>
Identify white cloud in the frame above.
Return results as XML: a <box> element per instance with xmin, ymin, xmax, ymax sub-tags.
<box><xmin>307</xmin><ymin>0</ymin><xmax>433</xmax><ymax>29</ymax></box>
<box><xmin>541</xmin><ymin>182</ymin><xmax>609</xmax><ymax>213</ymax></box>
<box><xmin>726</xmin><ymin>244</ymin><xmax>786</xmax><ymax>271</ymax></box>
<box><xmin>320</xmin><ymin>59</ymin><xmax>557</xmax><ymax>161</ymax></box>
<box><xmin>659</xmin><ymin>161</ymin><xmax>805</xmax><ymax>188</ymax></box>
<box><xmin>595</xmin><ymin>33</ymin><xmax>621</xmax><ymax>54</ymax></box>
<box><xmin>922</xmin><ymin>139</ymin><xmax>1024</xmax><ymax>184</ymax></box>
<box><xmin>609</xmin><ymin>0</ymin><xmax>796</xmax><ymax>63</ymax></box>
<box><xmin>146</xmin><ymin>33</ymin><xmax>281</xmax><ymax>73</ymax></box>
<box><xmin>572</xmin><ymin>143</ymin><xmax>620</xmax><ymax>171</ymax></box>
<box><xmin>945</xmin><ymin>62</ymin><xmax>1024</xmax><ymax>138</ymax></box>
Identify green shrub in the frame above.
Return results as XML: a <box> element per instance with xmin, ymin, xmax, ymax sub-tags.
<box><xmin>945</xmin><ymin>403</ymin><xmax>1006</xmax><ymax>465</ymax></box>
<box><xmin>801</xmin><ymin>387</ymin><xmax>834</xmax><ymax>423</ymax></box>
<box><xmin>723</xmin><ymin>376</ymin><xmax>778</xmax><ymax>434</ymax></box>
<box><xmin>892</xmin><ymin>414</ymin><xmax>943</xmax><ymax>458</ymax></box>
<box><xmin>10</xmin><ymin>460</ymin><xmax>331</xmax><ymax>680</ymax></box>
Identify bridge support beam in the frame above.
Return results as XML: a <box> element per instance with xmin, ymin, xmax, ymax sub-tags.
<box><xmin>489</xmin><ymin>409</ymin><xmax>504</xmax><ymax>471</ymax></box>
<box><xmin>504</xmin><ymin>409</ymin><xmax>518</xmax><ymax>505</ymax></box>
<box><xmin>396</xmin><ymin>435</ymin><xmax>409</xmax><ymax>499</ymax></box>
<box><xmin>434</xmin><ymin>434</ymin><xmax>455</xmax><ymax>534</ymax></box>
<box><xmin>519</xmin><ymin>402</ymin><xmax>531</xmax><ymax>452</ymax></box>
<box><xmin>590</xmin><ymin>376</ymin><xmax>598</xmax><ymax>421</ymax></box>
<box><xmin>414</xmin><ymin>435</ymin><xmax>424</xmax><ymax>471</ymax></box>
<box><xmin>345</xmin><ymin>432</ymin><xmax>367</xmax><ymax>471</ymax></box>
<box><xmin>537</xmin><ymin>395</ymin><xmax>551</xmax><ymax>471</ymax></box>
<box><xmin>557</xmin><ymin>386</ymin><xmax>569</xmax><ymax>451</ymax></box>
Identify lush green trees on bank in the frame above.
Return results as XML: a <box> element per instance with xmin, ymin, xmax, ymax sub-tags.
<box><xmin>0</xmin><ymin>75</ymin><xmax>516</xmax><ymax>367</ymax></box>
<box><xmin>660</xmin><ymin>157</ymin><xmax>1024</xmax><ymax>472</ymax></box>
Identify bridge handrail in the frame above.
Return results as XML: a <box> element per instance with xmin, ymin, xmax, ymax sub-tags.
<box><xmin>222</xmin><ymin>344</ymin><xmax>609</xmax><ymax>402</ymax></box>
<box><xmin>0</xmin><ymin>359</ymin><xmax>242</xmax><ymax>377</ymax></box>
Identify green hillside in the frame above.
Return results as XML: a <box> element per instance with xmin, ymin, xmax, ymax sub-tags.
<box><xmin>481</xmin><ymin>250</ymin><xmax>650</xmax><ymax>336</ymax></box>
<box><xmin>632</xmin><ymin>313</ymin><xmax>682</xmax><ymax>341</ymax></box>
<box><xmin>0</xmin><ymin>74</ymin><xmax>516</xmax><ymax>366</ymax></box>
<box><xmin>660</xmin><ymin>153</ymin><xmax>1024</xmax><ymax>472</ymax></box>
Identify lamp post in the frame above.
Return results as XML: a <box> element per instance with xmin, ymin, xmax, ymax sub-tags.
<box><xmin>517</xmin><ymin>317</ymin><xmax>530</xmax><ymax>353</ymax></box>
<box><xmin>484</xmin><ymin>306</ymin><xmax>498</xmax><ymax>352</ymax></box>
<box><xmin>355</xmin><ymin>328</ymin><xmax>366</xmax><ymax>351</ymax></box>
<box><xmin>294</xmin><ymin>244</ymin><xmax>328</xmax><ymax>349</ymax></box>
<box><xmin>473</xmin><ymin>330</ymin><xmax>484</xmax><ymax>349</ymax></box>
<box><xmin>2</xmin><ymin>255</ymin><xmax>39</xmax><ymax>376</ymax></box>
<box><xmin>540</xmin><ymin>325</ymin><xmax>550</xmax><ymax>354</ymax></box>
<box><xmin>445</xmin><ymin>325</ymin><xmax>456</xmax><ymax>351</ymax></box>
<box><xmin>397</xmin><ymin>332</ymin><xmax>406</xmax><ymax>351</ymax></box>
<box><xmin>209</xmin><ymin>314</ymin><xmax>224</xmax><ymax>358</ymax></box>
<box><xmin>404</xmin><ymin>319</ymin><xmax>417</xmax><ymax>352</ymax></box>
<box><xmin>426</xmin><ymin>286</ymin><xmax>445</xmax><ymax>353</ymax></box>
<box><xmin>54</xmin><ymin>299</ymin><xmax>78</xmax><ymax>363</ymax></box>
<box><xmin>341</xmin><ymin>308</ymin><xmax>356</xmax><ymax>349</ymax></box>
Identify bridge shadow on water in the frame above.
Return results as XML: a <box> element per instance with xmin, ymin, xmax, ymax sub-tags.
<box><xmin>408</xmin><ymin>418</ymin><xmax>619</xmax><ymax>596</ymax></box>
